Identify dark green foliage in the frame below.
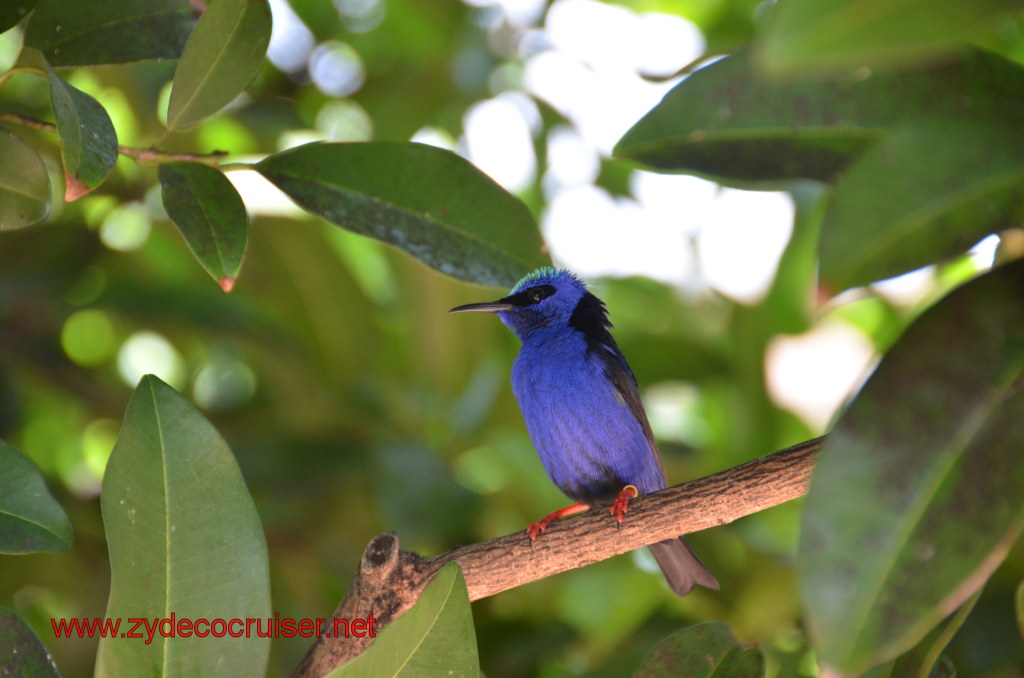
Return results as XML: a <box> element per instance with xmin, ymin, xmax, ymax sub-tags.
<box><xmin>257</xmin><ymin>142</ymin><xmax>548</xmax><ymax>286</ymax></box>
<box><xmin>634</xmin><ymin>623</ymin><xmax>764</xmax><ymax>677</ymax></box>
<box><xmin>158</xmin><ymin>162</ymin><xmax>248</xmax><ymax>286</ymax></box>
<box><xmin>46</xmin><ymin>62</ymin><xmax>117</xmax><ymax>195</ymax></box>
<box><xmin>616</xmin><ymin>49</ymin><xmax>1024</xmax><ymax>291</ymax></box>
<box><xmin>166</xmin><ymin>0</ymin><xmax>272</xmax><ymax>131</ymax></box>
<box><xmin>97</xmin><ymin>376</ymin><xmax>271</xmax><ymax>677</ymax></box>
<box><xmin>24</xmin><ymin>0</ymin><xmax>195</xmax><ymax>66</ymax></box>
<box><xmin>0</xmin><ymin>608</ymin><xmax>62</xmax><ymax>677</ymax></box>
<box><xmin>1</xmin><ymin>0</ymin><xmax>1022</xmax><ymax>676</ymax></box>
<box><xmin>0</xmin><ymin>128</ymin><xmax>50</xmax><ymax>229</ymax></box>
<box><xmin>801</xmin><ymin>262</ymin><xmax>1024</xmax><ymax>674</ymax></box>
<box><xmin>0</xmin><ymin>441</ymin><xmax>72</xmax><ymax>553</ymax></box>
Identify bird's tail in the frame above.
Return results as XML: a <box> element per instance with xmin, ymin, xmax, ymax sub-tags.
<box><xmin>649</xmin><ymin>536</ymin><xmax>719</xmax><ymax>596</ymax></box>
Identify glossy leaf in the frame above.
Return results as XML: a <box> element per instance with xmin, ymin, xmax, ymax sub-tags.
<box><xmin>96</xmin><ymin>376</ymin><xmax>271</xmax><ymax>678</ymax></box>
<box><xmin>886</xmin><ymin>588</ymin><xmax>977</xmax><ymax>678</ymax></box>
<box><xmin>167</xmin><ymin>0</ymin><xmax>272</xmax><ymax>130</ymax></box>
<box><xmin>256</xmin><ymin>142</ymin><xmax>548</xmax><ymax>287</ymax></box>
<box><xmin>759</xmin><ymin>0</ymin><xmax>1024</xmax><ymax>76</ymax></box>
<box><xmin>0</xmin><ymin>440</ymin><xmax>72</xmax><ymax>554</ymax></box>
<box><xmin>158</xmin><ymin>162</ymin><xmax>247</xmax><ymax>288</ymax></box>
<box><xmin>0</xmin><ymin>129</ymin><xmax>51</xmax><ymax>230</ymax></box>
<box><xmin>326</xmin><ymin>562</ymin><xmax>478</xmax><ymax>678</ymax></box>
<box><xmin>614</xmin><ymin>49</ymin><xmax>1024</xmax><ymax>184</ymax></box>
<box><xmin>800</xmin><ymin>261</ymin><xmax>1024</xmax><ymax>676</ymax></box>
<box><xmin>820</xmin><ymin>117</ymin><xmax>1024</xmax><ymax>291</ymax></box>
<box><xmin>47</xmin><ymin>64</ymin><xmax>118</xmax><ymax>199</ymax></box>
<box><xmin>24</xmin><ymin>0</ymin><xmax>195</xmax><ymax>66</ymax></box>
<box><xmin>633</xmin><ymin>622</ymin><xmax>765</xmax><ymax>678</ymax></box>
<box><xmin>0</xmin><ymin>0</ymin><xmax>37</xmax><ymax>33</ymax></box>
<box><xmin>0</xmin><ymin>608</ymin><xmax>61</xmax><ymax>677</ymax></box>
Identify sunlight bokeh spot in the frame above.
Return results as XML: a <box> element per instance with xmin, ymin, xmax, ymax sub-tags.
<box><xmin>61</xmin><ymin>309</ymin><xmax>116</xmax><ymax>367</ymax></box>
<box><xmin>543</xmin><ymin>183</ymin><xmax>696</xmax><ymax>287</ymax></box>
<box><xmin>117</xmin><ymin>331</ymin><xmax>186</xmax><ymax>389</ymax></box>
<box><xmin>463</xmin><ymin>93</ymin><xmax>538</xmax><ymax>192</ymax></box>
<box><xmin>334</xmin><ymin>0</ymin><xmax>386</xmax><ymax>32</ymax></box>
<box><xmin>696</xmin><ymin>189</ymin><xmax>795</xmax><ymax>304</ymax></box>
<box><xmin>543</xmin><ymin>124</ymin><xmax>599</xmax><ymax>193</ymax></box>
<box><xmin>411</xmin><ymin>126</ymin><xmax>457</xmax><ymax>150</ymax></box>
<box><xmin>267</xmin><ymin>0</ymin><xmax>315</xmax><ymax>73</ymax></box>
<box><xmin>194</xmin><ymin>360</ymin><xmax>258</xmax><ymax>412</ymax></box>
<box><xmin>766</xmin><ymin>321</ymin><xmax>876</xmax><ymax>430</ymax></box>
<box><xmin>644</xmin><ymin>382</ymin><xmax>711</xmax><ymax>447</ymax></box>
<box><xmin>99</xmin><ymin>203</ymin><xmax>151</xmax><ymax>252</ymax></box>
<box><xmin>309</xmin><ymin>41</ymin><xmax>365</xmax><ymax>97</ymax></box>
<box><xmin>316</xmin><ymin>99</ymin><xmax>374</xmax><ymax>141</ymax></box>
<box><xmin>227</xmin><ymin>169</ymin><xmax>303</xmax><ymax>216</ymax></box>
<box><xmin>79</xmin><ymin>418</ymin><xmax>119</xmax><ymax>494</ymax></box>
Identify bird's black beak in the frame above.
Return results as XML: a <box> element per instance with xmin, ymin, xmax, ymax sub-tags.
<box><xmin>448</xmin><ymin>299</ymin><xmax>515</xmax><ymax>314</ymax></box>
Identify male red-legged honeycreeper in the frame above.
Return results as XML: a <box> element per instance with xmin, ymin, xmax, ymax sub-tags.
<box><xmin>450</xmin><ymin>267</ymin><xmax>718</xmax><ymax>596</ymax></box>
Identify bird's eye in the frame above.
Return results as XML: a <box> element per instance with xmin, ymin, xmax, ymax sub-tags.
<box><xmin>527</xmin><ymin>285</ymin><xmax>555</xmax><ymax>304</ymax></box>
<box><xmin>505</xmin><ymin>284</ymin><xmax>556</xmax><ymax>308</ymax></box>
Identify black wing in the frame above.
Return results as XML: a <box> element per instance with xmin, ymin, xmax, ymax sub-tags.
<box><xmin>569</xmin><ymin>292</ymin><xmax>667</xmax><ymax>483</ymax></box>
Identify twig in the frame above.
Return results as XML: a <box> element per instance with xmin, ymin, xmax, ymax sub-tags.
<box><xmin>293</xmin><ymin>436</ymin><xmax>824</xmax><ymax>678</ymax></box>
<box><xmin>0</xmin><ymin>111</ymin><xmax>228</xmax><ymax>166</ymax></box>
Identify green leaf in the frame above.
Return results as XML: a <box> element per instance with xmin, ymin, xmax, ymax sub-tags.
<box><xmin>863</xmin><ymin>654</ymin><xmax>956</xmax><ymax>678</ymax></box>
<box><xmin>158</xmin><ymin>162</ymin><xmax>248</xmax><ymax>289</ymax></box>
<box><xmin>927</xmin><ymin>656</ymin><xmax>956</xmax><ymax>678</ymax></box>
<box><xmin>758</xmin><ymin>0</ymin><xmax>1024</xmax><ymax>76</ymax></box>
<box><xmin>96</xmin><ymin>376</ymin><xmax>271</xmax><ymax>678</ymax></box>
<box><xmin>47</xmin><ymin>63</ymin><xmax>118</xmax><ymax>200</ymax></box>
<box><xmin>326</xmin><ymin>562</ymin><xmax>478</xmax><ymax>678</ymax></box>
<box><xmin>887</xmin><ymin>588</ymin><xmax>977</xmax><ymax>678</ymax></box>
<box><xmin>0</xmin><ymin>0</ymin><xmax>37</xmax><ymax>33</ymax></box>
<box><xmin>0</xmin><ymin>440</ymin><xmax>72</xmax><ymax>554</ymax></box>
<box><xmin>758</xmin><ymin>182</ymin><xmax>824</xmax><ymax>334</ymax></box>
<box><xmin>800</xmin><ymin>261</ymin><xmax>1024</xmax><ymax>676</ymax></box>
<box><xmin>633</xmin><ymin>622</ymin><xmax>765</xmax><ymax>678</ymax></box>
<box><xmin>861</xmin><ymin>662</ymin><xmax>894</xmax><ymax>678</ymax></box>
<box><xmin>256</xmin><ymin>142</ymin><xmax>548</xmax><ymax>287</ymax></box>
<box><xmin>614</xmin><ymin>49</ymin><xmax>1024</xmax><ymax>185</ymax></box>
<box><xmin>0</xmin><ymin>128</ymin><xmax>51</xmax><ymax>230</ymax></box>
<box><xmin>0</xmin><ymin>607</ymin><xmax>62</xmax><ymax>677</ymax></box>
<box><xmin>167</xmin><ymin>0</ymin><xmax>272</xmax><ymax>130</ymax></box>
<box><xmin>24</xmin><ymin>0</ymin><xmax>195</xmax><ymax>67</ymax></box>
<box><xmin>820</xmin><ymin>117</ymin><xmax>1024</xmax><ymax>291</ymax></box>
<box><xmin>1016</xmin><ymin>579</ymin><xmax>1024</xmax><ymax>638</ymax></box>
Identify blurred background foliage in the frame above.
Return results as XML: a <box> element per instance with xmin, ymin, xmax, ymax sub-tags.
<box><xmin>1</xmin><ymin>0</ymin><xmax>1022</xmax><ymax>676</ymax></box>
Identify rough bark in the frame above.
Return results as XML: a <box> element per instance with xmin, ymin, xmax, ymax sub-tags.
<box><xmin>293</xmin><ymin>436</ymin><xmax>823</xmax><ymax>677</ymax></box>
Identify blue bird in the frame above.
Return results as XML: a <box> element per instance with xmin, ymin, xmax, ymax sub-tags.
<box><xmin>450</xmin><ymin>267</ymin><xmax>718</xmax><ymax>596</ymax></box>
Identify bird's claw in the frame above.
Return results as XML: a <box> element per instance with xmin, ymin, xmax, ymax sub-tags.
<box><xmin>609</xmin><ymin>485</ymin><xmax>639</xmax><ymax>524</ymax></box>
<box><xmin>525</xmin><ymin>502</ymin><xmax>591</xmax><ymax>542</ymax></box>
<box><xmin>526</xmin><ymin>518</ymin><xmax>551</xmax><ymax>542</ymax></box>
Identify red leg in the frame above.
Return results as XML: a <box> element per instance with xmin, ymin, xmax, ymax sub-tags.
<box><xmin>527</xmin><ymin>503</ymin><xmax>590</xmax><ymax>541</ymax></box>
<box><xmin>609</xmin><ymin>485</ymin><xmax>638</xmax><ymax>524</ymax></box>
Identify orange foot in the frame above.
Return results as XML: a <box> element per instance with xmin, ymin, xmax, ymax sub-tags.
<box><xmin>609</xmin><ymin>485</ymin><xmax>639</xmax><ymax>524</ymax></box>
<box><xmin>526</xmin><ymin>503</ymin><xmax>590</xmax><ymax>541</ymax></box>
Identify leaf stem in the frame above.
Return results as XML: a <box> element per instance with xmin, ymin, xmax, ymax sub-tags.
<box><xmin>0</xmin><ymin>110</ymin><xmax>228</xmax><ymax>167</ymax></box>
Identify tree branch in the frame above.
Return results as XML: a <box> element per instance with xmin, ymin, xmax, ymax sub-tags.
<box><xmin>293</xmin><ymin>436</ymin><xmax>823</xmax><ymax>678</ymax></box>
<box><xmin>0</xmin><ymin>111</ymin><xmax>228</xmax><ymax>166</ymax></box>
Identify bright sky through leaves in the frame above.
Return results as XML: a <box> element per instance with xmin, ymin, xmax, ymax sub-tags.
<box><xmin>240</xmin><ymin>0</ymin><xmax>1003</xmax><ymax>433</ymax></box>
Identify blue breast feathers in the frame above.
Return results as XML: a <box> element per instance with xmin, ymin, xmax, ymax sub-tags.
<box><xmin>510</xmin><ymin>336</ymin><xmax>667</xmax><ymax>503</ymax></box>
